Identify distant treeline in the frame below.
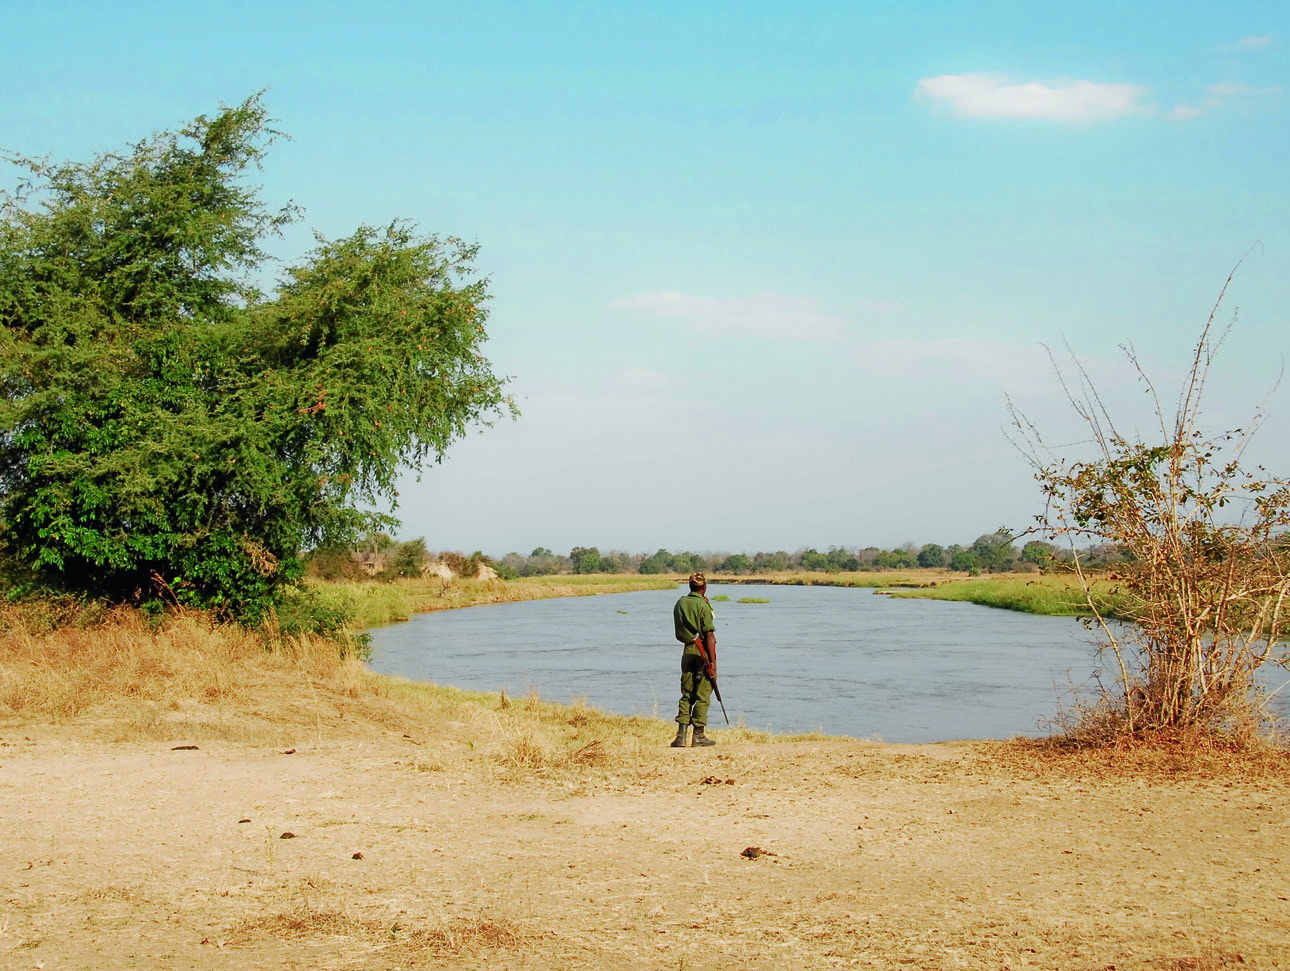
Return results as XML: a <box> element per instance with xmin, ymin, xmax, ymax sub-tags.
<box><xmin>307</xmin><ymin>530</ymin><xmax>1131</xmax><ymax>582</ymax></box>
<box><xmin>517</xmin><ymin>532</ymin><xmax>1129</xmax><ymax>579</ymax></box>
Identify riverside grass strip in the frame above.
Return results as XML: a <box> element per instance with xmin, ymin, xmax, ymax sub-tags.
<box><xmin>883</xmin><ymin>573</ymin><xmax>1129</xmax><ymax>618</ymax></box>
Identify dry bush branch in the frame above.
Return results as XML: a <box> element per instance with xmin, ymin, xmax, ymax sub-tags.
<box><xmin>1009</xmin><ymin>261</ymin><xmax>1290</xmax><ymax>746</ymax></box>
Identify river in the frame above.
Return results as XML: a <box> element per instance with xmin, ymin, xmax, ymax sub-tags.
<box><xmin>367</xmin><ymin>583</ymin><xmax>1133</xmax><ymax>743</ymax></box>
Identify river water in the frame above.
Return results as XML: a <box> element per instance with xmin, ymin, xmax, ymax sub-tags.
<box><xmin>368</xmin><ymin>583</ymin><xmax>1132</xmax><ymax>743</ymax></box>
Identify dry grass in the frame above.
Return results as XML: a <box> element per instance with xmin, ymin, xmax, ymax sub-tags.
<box><xmin>994</xmin><ymin>729</ymin><xmax>1290</xmax><ymax>782</ymax></box>
<box><xmin>227</xmin><ymin>908</ymin><xmax>535</xmax><ymax>960</ymax></box>
<box><xmin>1164</xmin><ymin>951</ymin><xmax>1248</xmax><ymax>971</ymax></box>
<box><xmin>0</xmin><ymin>595</ymin><xmax>850</xmax><ymax>796</ymax></box>
<box><xmin>332</xmin><ymin>573</ymin><xmax>677</xmax><ymax>629</ymax></box>
<box><xmin>0</xmin><ymin>599</ymin><xmax>693</xmax><ymax>772</ymax></box>
<box><xmin>0</xmin><ymin>601</ymin><xmax>370</xmax><ymax>744</ymax></box>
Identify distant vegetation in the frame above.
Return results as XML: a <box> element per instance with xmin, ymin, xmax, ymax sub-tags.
<box><xmin>435</xmin><ymin>532</ymin><xmax>1130</xmax><ymax>581</ymax></box>
<box><xmin>298</xmin><ymin>527</ymin><xmax>1138</xmax><ymax>593</ymax></box>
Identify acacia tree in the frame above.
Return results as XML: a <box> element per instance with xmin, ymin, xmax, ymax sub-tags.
<box><xmin>0</xmin><ymin>96</ymin><xmax>512</xmax><ymax>616</ymax></box>
<box><xmin>1010</xmin><ymin>269</ymin><xmax>1290</xmax><ymax>736</ymax></box>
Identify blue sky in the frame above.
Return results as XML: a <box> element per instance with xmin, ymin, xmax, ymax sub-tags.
<box><xmin>5</xmin><ymin>1</ymin><xmax>1288</xmax><ymax>557</ymax></box>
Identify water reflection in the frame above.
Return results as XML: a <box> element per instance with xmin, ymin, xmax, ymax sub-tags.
<box><xmin>368</xmin><ymin>583</ymin><xmax>1131</xmax><ymax>743</ymax></box>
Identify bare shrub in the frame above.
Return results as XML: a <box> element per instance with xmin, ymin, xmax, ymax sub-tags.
<box><xmin>1011</xmin><ymin>264</ymin><xmax>1290</xmax><ymax>742</ymax></box>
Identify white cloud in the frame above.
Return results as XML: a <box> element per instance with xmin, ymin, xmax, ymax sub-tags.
<box><xmin>611</xmin><ymin>291</ymin><xmax>851</xmax><ymax>341</ymax></box>
<box><xmin>915</xmin><ymin>73</ymin><xmax>1149</xmax><ymax>122</ymax></box>
<box><xmin>1232</xmin><ymin>35</ymin><xmax>1274</xmax><ymax>49</ymax></box>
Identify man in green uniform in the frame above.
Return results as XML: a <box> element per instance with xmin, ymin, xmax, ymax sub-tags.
<box><xmin>671</xmin><ymin>572</ymin><xmax>717</xmax><ymax>747</ymax></box>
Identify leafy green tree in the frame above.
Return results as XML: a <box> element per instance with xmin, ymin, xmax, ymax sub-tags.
<box><xmin>0</xmin><ymin>96</ymin><xmax>511</xmax><ymax>616</ymax></box>
<box><xmin>637</xmin><ymin>548</ymin><xmax>671</xmax><ymax>574</ymax></box>
<box><xmin>970</xmin><ymin>531</ymin><xmax>1018</xmax><ymax>573</ymax></box>
<box><xmin>875</xmin><ymin>548</ymin><xmax>913</xmax><ymax>570</ymax></box>
<box><xmin>916</xmin><ymin>543</ymin><xmax>946</xmax><ymax>568</ymax></box>
<box><xmin>1020</xmin><ymin>539</ymin><xmax>1056</xmax><ymax>567</ymax></box>
<box><xmin>381</xmin><ymin>537</ymin><xmax>428</xmax><ymax>579</ymax></box>
<box><xmin>949</xmin><ymin>549</ymin><xmax>981</xmax><ymax>574</ymax></box>
<box><xmin>719</xmin><ymin>552</ymin><xmax>752</xmax><ymax>574</ymax></box>
<box><xmin>826</xmin><ymin>546</ymin><xmax>859</xmax><ymax>571</ymax></box>
<box><xmin>752</xmin><ymin>550</ymin><xmax>789</xmax><ymax>572</ymax></box>
<box><xmin>522</xmin><ymin>547</ymin><xmax>562</xmax><ymax>575</ymax></box>
<box><xmin>800</xmin><ymin>548</ymin><xmax>829</xmax><ymax>571</ymax></box>
<box><xmin>360</xmin><ymin>532</ymin><xmax>397</xmax><ymax>555</ymax></box>
<box><xmin>599</xmin><ymin>550</ymin><xmax>631</xmax><ymax>573</ymax></box>
<box><xmin>569</xmin><ymin>546</ymin><xmax>602</xmax><ymax>574</ymax></box>
<box><xmin>671</xmin><ymin>551</ymin><xmax>702</xmax><ymax>574</ymax></box>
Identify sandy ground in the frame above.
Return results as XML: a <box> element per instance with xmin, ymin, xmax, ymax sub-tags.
<box><xmin>2</xmin><ymin>711</ymin><xmax>1288</xmax><ymax>971</ymax></box>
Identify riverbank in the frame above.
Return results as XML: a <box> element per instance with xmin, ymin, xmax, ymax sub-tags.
<box><xmin>4</xmin><ymin>645</ymin><xmax>1288</xmax><ymax>970</ymax></box>
<box><xmin>4</xmin><ymin>598</ymin><xmax>1289</xmax><ymax>968</ymax></box>
<box><xmin>880</xmin><ymin>571</ymin><xmax>1127</xmax><ymax>617</ymax></box>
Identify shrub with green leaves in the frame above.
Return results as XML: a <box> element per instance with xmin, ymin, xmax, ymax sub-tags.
<box><xmin>0</xmin><ymin>95</ymin><xmax>512</xmax><ymax>618</ymax></box>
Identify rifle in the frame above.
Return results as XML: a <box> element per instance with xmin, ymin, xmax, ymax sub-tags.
<box><xmin>693</xmin><ymin>632</ymin><xmax>729</xmax><ymax>725</ymax></box>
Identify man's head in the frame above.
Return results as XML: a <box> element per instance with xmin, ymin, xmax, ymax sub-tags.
<box><xmin>688</xmin><ymin>572</ymin><xmax>706</xmax><ymax>593</ymax></box>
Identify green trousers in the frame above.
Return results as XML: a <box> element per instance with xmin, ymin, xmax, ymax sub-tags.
<box><xmin>676</xmin><ymin>650</ymin><xmax>713</xmax><ymax>728</ymax></box>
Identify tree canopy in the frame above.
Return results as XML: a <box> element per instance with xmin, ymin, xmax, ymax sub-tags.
<box><xmin>0</xmin><ymin>95</ymin><xmax>512</xmax><ymax>616</ymax></box>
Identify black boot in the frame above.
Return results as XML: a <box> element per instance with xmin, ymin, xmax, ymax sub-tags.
<box><xmin>691</xmin><ymin>726</ymin><xmax>715</xmax><ymax>747</ymax></box>
<box><xmin>670</xmin><ymin>724</ymin><xmax>688</xmax><ymax>747</ymax></box>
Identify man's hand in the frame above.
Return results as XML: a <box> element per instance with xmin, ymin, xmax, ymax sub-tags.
<box><xmin>701</xmin><ymin>631</ymin><xmax>717</xmax><ymax>679</ymax></box>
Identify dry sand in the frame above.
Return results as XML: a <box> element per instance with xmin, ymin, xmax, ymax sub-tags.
<box><xmin>3</xmin><ymin>692</ymin><xmax>1288</xmax><ymax>970</ymax></box>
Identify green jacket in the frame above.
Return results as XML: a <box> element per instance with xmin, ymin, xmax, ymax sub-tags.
<box><xmin>673</xmin><ymin>592</ymin><xmax>715</xmax><ymax>654</ymax></box>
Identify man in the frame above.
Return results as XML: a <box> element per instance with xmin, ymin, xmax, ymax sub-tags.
<box><xmin>671</xmin><ymin>572</ymin><xmax>718</xmax><ymax>747</ymax></box>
